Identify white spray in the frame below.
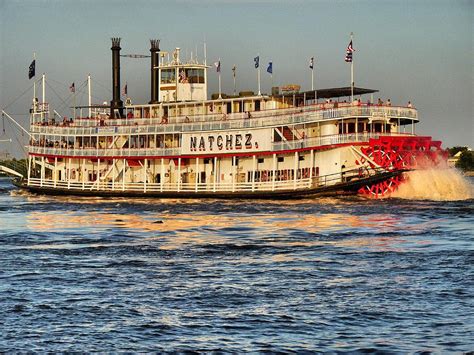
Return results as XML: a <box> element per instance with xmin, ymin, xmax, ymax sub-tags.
<box><xmin>390</xmin><ymin>168</ymin><xmax>473</xmax><ymax>201</ymax></box>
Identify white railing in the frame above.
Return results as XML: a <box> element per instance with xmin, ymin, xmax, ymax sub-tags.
<box><xmin>30</xmin><ymin>105</ymin><xmax>418</xmax><ymax>136</ymax></box>
<box><xmin>28</xmin><ymin>146</ymin><xmax>181</xmax><ymax>157</ymax></box>
<box><xmin>28</xmin><ymin>132</ymin><xmax>415</xmax><ymax>157</ymax></box>
<box><xmin>272</xmin><ymin>132</ymin><xmax>415</xmax><ymax>151</ymax></box>
<box><xmin>27</xmin><ymin>166</ymin><xmax>384</xmax><ymax>194</ymax></box>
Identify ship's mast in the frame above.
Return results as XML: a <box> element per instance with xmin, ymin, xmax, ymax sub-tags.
<box><xmin>41</xmin><ymin>73</ymin><xmax>45</xmax><ymax>121</ymax></box>
<box><xmin>88</xmin><ymin>74</ymin><xmax>92</xmax><ymax>117</ymax></box>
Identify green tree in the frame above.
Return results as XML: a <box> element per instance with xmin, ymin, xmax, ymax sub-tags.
<box><xmin>447</xmin><ymin>146</ymin><xmax>468</xmax><ymax>157</ymax></box>
<box><xmin>455</xmin><ymin>151</ymin><xmax>474</xmax><ymax>171</ymax></box>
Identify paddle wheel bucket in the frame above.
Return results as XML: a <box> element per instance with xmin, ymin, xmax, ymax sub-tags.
<box><xmin>356</xmin><ymin>136</ymin><xmax>448</xmax><ymax>198</ymax></box>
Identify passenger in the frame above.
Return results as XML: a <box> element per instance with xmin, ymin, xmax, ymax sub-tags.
<box><xmin>377</xmin><ymin>98</ymin><xmax>383</xmax><ymax>106</ymax></box>
<box><xmin>407</xmin><ymin>100</ymin><xmax>413</xmax><ymax>108</ymax></box>
<box><xmin>386</xmin><ymin>99</ymin><xmax>392</xmax><ymax>106</ymax></box>
<box><xmin>184</xmin><ymin>116</ymin><xmax>190</xmax><ymax>123</ymax></box>
<box><xmin>127</xmin><ymin>111</ymin><xmax>133</xmax><ymax>119</ymax></box>
<box><xmin>161</xmin><ymin>115</ymin><xmax>168</xmax><ymax>124</ymax></box>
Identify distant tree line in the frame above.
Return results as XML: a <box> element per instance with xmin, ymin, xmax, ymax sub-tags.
<box><xmin>447</xmin><ymin>146</ymin><xmax>474</xmax><ymax>172</ymax></box>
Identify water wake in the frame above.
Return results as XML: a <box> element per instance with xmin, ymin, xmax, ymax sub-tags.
<box><xmin>391</xmin><ymin>168</ymin><xmax>473</xmax><ymax>201</ymax></box>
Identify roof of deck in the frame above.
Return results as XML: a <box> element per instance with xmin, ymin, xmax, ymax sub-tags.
<box><xmin>277</xmin><ymin>87</ymin><xmax>378</xmax><ymax>100</ymax></box>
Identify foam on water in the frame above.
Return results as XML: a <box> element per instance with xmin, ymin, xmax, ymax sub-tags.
<box><xmin>391</xmin><ymin>168</ymin><xmax>473</xmax><ymax>201</ymax></box>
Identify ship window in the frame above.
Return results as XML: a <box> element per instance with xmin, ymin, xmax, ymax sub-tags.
<box><xmin>161</xmin><ymin>69</ymin><xmax>176</xmax><ymax>84</ymax></box>
<box><xmin>347</xmin><ymin>122</ymin><xmax>356</xmax><ymax>133</ymax></box>
<box><xmin>185</xmin><ymin>69</ymin><xmax>205</xmax><ymax>84</ymax></box>
<box><xmin>299</xmin><ymin>156</ymin><xmax>305</xmax><ymax>161</ymax></box>
<box><xmin>277</xmin><ymin>157</ymin><xmax>284</xmax><ymax>162</ymax></box>
<box><xmin>258</xmin><ymin>158</ymin><xmax>264</xmax><ymax>163</ymax></box>
<box><xmin>204</xmin><ymin>159</ymin><xmax>210</xmax><ymax>164</ymax></box>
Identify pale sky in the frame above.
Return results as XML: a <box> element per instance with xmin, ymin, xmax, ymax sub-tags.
<box><xmin>0</xmin><ymin>0</ymin><xmax>472</xmax><ymax>157</ymax></box>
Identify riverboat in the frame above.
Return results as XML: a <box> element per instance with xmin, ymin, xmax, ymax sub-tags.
<box><xmin>5</xmin><ymin>38</ymin><xmax>447</xmax><ymax>198</ymax></box>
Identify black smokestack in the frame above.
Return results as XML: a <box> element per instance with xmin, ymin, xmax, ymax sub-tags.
<box><xmin>110</xmin><ymin>37</ymin><xmax>123</xmax><ymax>117</ymax></box>
<box><xmin>149</xmin><ymin>39</ymin><xmax>160</xmax><ymax>104</ymax></box>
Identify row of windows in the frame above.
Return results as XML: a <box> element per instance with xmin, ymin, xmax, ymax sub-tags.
<box><xmin>161</xmin><ymin>68</ymin><xmax>205</xmax><ymax>84</ymax></box>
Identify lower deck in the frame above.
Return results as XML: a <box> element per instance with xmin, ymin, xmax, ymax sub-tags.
<box><xmin>26</xmin><ymin>145</ymin><xmax>375</xmax><ymax>195</ymax></box>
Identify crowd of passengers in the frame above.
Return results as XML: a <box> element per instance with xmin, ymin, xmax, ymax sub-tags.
<box><xmin>32</xmin><ymin>99</ymin><xmax>414</xmax><ymax>128</ymax></box>
<box><xmin>30</xmin><ymin>138</ymin><xmax>72</xmax><ymax>149</ymax></box>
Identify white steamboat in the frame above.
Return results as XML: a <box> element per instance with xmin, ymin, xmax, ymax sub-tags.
<box><xmin>11</xmin><ymin>38</ymin><xmax>447</xmax><ymax>198</ymax></box>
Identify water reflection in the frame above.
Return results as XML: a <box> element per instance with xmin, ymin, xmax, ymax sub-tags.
<box><xmin>24</xmin><ymin>206</ymin><xmax>432</xmax><ymax>253</ymax></box>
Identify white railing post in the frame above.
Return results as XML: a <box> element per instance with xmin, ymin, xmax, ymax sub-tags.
<box><xmin>293</xmin><ymin>151</ymin><xmax>298</xmax><ymax>190</ymax></box>
<box><xmin>160</xmin><ymin>158</ymin><xmax>164</xmax><ymax>192</ymax></box>
<box><xmin>272</xmin><ymin>153</ymin><xmax>276</xmax><ymax>191</ymax></box>
<box><xmin>195</xmin><ymin>157</ymin><xmax>199</xmax><ymax>192</ymax></box>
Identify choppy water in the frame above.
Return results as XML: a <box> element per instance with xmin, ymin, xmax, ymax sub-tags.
<box><xmin>0</xmin><ymin>176</ymin><xmax>473</xmax><ymax>352</ymax></box>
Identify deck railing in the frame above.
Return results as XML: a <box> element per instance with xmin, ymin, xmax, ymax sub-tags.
<box><xmin>27</xmin><ymin>166</ymin><xmax>383</xmax><ymax>194</ymax></box>
<box><xmin>30</xmin><ymin>105</ymin><xmax>418</xmax><ymax>136</ymax></box>
<box><xmin>28</xmin><ymin>132</ymin><xmax>414</xmax><ymax>158</ymax></box>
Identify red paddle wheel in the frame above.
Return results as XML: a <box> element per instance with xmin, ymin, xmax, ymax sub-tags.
<box><xmin>356</xmin><ymin>136</ymin><xmax>447</xmax><ymax>198</ymax></box>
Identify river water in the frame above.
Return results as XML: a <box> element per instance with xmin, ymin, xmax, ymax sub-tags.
<box><xmin>0</xmin><ymin>175</ymin><xmax>473</xmax><ymax>352</ymax></box>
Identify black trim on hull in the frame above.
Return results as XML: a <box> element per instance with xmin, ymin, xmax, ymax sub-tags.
<box><xmin>13</xmin><ymin>171</ymin><xmax>403</xmax><ymax>200</ymax></box>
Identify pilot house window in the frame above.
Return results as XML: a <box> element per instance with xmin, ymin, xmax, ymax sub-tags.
<box><xmin>161</xmin><ymin>69</ymin><xmax>176</xmax><ymax>84</ymax></box>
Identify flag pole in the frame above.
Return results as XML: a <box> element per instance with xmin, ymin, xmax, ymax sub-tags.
<box><xmin>350</xmin><ymin>32</ymin><xmax>354</xmax><ymax>103</ymax></box>
<box><xmin>257</xmin><ymin>54</ymin><xmax>261</xmax><ymax>95</ymax></box>
<box><xmin>33</xmin><ymin>53</ymin><xmax>36</xmax><ymax>114</ymax></box>
<box><xmin>88</xmin><ymin>74</ymin><xmax>92</xmax><ymax>118</ymax></box>
<box><xmin>233</xmin><ymin>65</ymin><xmax>236</xmax><ymax>96</ymax></box>
<box><xmin>218</xmin><ymin>59</ymin><xmax>222</xmax><ymax>99</ymax></box>
<box><xmin>73</xmin><ymin>85</ymin><xmax>76</xmax><ymax>119</ymax></box>
<box><xmin>42</xmin><ymin>73</ymin><xmax>46</xmax><ymax>121</ymax></box>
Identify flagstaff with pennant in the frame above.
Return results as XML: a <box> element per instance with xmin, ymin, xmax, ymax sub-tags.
<box><xmin>267</xmin><ymin>61</ymin><xmax>273</xmax><ymax>91</ymax></box>
<box><xmin>215</xmin><ymin>59</ymin><xmax>222</xmax><ymax>99</ymax></box>
<box><xmin>254</xmin><ymin>55</ymin><xmax>261</xmax><ymax>95</ymax></box>
<box><xmin>70</xmin><ymin>82</ymin><xmax>76</xmax><ymax>117</ymax></box>
<box><xmin>232</xmin><ymin>65</ymin><xmax>236</xmax><ymax>96</ymax></box>
<box><xmin>29</xmin><ymin>54</ymin><xmax>36</xmax><ymax>113</ymax></box>
<box><xmin>344</xmin><ymin>32</ymin><xmax>355</xmax><ymax>102</ymax></box>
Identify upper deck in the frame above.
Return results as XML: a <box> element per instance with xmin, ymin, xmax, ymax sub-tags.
<box><xmin>30</xmin><ymin>99</ymin><xmax>417</xmax><ymax>136</ymax></box>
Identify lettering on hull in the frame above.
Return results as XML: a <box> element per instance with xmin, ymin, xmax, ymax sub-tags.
<box><xmin>183</xmin><ymin>129</ymin><xmax>270</xmax><ymax>154</ymax></box>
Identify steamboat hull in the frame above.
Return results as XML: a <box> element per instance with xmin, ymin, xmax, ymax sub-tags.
<box><xmin>13</xmin><ymin>170</ymin><xmax>403</xmax><ymax>199</ymax></box>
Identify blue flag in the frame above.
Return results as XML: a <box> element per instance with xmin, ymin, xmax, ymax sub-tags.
<box><xmin>254</xmin><ymin>56</ymin><xmax>259</xmax><ymax>69</ymax></box>
<box><xmin>28</xmin><ymin>60</ymin><xmax>35</xmax><ymax>80</ymax></box>
<box><xmin>267</xmin><ymin>62</ymin><xmax>272</xmax><ymax>74</ymax></box>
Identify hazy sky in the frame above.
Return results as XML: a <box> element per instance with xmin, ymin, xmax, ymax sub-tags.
<box><xmin>0</xmin><ymin>0</ymin><xmax>472</xmax><ymax>157</ymax></box>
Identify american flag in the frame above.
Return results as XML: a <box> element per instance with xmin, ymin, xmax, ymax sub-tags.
<box><xmin>122</xmin><ymin>83</ymin><xmax>128</xmax><ymax>97</ymax></box>
<box><xmin>179</xmin><ymin>70</ymin><xmax>188</xmax><ymax>83</ymax></box>
<box><xmin>309</xmin><ymin>57</ymin><xmax>314</xmax><ymax>69</ymax></box>
<box><xmin>214</xmin><ymin>60</ymin><xmax>221</xmax><ymax>73</ymax></box>
<box><xmin>345</xmin><ymin>40</ymin><xmax>355</xmax><ymax>63</ymax></box>
<box><xmin>69</xmin><ymin>82</ymin><xmax>75</xmax><ymax>93</ymax></box>
<box><xmin>232</xmin><ymin>65</ymin><xmax>236</xmax><ymax>78</ymax></box>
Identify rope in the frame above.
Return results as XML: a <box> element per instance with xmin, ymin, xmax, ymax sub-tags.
<box><xmin>5</xmin><ymin>118</ymin><xmax>28</xmax><ymax>158</ymax></box>
<box><xmin>1</xmin><ymin>82</ymin><xmax>35</xmax><ymax>111</ymax></box>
